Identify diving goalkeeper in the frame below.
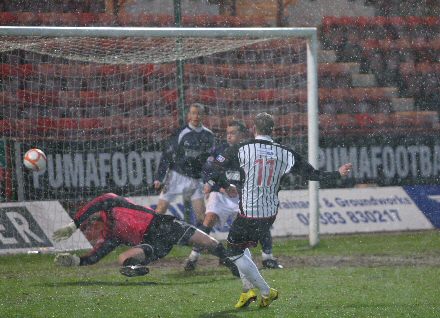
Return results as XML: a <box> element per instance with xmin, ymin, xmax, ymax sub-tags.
<box><xmin>52</xmin><ymin>193</ymin><xmax>238</xmax><ymax>277</ymax></box>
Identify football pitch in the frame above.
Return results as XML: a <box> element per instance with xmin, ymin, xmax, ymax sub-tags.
<box><xmin>1</xmin><ymin>231</ymin><xmax>439</xmax><ymax>318</ymax></box>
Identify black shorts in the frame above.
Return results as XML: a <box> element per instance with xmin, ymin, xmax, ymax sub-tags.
<box><xmin>226</xmin><ymin>214</ymin><xmax>276</xmax><ymax>257</ymax></box>
<box><xmin>142</xmin><ymin>215</ymin><xmax>197</xmax><ymax>260</ymax></box>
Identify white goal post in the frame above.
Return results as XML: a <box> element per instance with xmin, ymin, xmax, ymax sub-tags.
<box><xmin>0</xmin><ymin>26</ymin><xmax>320</xmax><ymax>246</ymax></box>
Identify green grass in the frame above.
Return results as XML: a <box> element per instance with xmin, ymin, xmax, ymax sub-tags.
<box><xmin>1</xmin><ymin>231</ymin><xmax>439</xmax><ymax>318</ymax></box>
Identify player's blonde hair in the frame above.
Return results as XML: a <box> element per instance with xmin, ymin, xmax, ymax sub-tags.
<box><xmin>255</xmin><ymin>112</ymin><xmax>274</xmax><ymax>135</ymax></box>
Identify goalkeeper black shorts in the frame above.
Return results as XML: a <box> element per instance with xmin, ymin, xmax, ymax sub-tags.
<box><xmin>142</xmin><ymin>214</ymin><xmax>197</xmax><ymax>260</ymax></box>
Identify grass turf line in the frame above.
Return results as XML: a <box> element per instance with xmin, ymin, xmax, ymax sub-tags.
<box><xmin>0</xmin><ymin>230</ymin><xmax>439</xmax><ymax>318</ymax></box>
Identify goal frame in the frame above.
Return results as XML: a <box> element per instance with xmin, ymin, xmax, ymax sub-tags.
<box><xmin>0</xmin><ymin>26</ymin><xmax>320</xmax><ymax>246</ymax></box>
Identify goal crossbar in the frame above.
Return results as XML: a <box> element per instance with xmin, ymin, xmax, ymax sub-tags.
<box><xmin>0</xmin><ymin>26</ymin><xmax>317</xmax><ymax>38</ymax></box>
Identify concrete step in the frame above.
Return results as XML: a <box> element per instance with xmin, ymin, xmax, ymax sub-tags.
<box><xmin>352</xmin><ymin>74</ymin><xmax>377</xmax><ymax>87</ymax></box>
<box><xmin>392</xmin><ymin>98</ymin><xmax>415</xmax><ymax>112</ymax></box>
<box><xmin>286</xmin><ymin>0</ymin><xmax>375</xmax><ymax>27</ymax></box>
<box><xmin>343</xmin><ymin>62</ymin><xmax>361</xmax><ymax>74</ymax></box>
<box><xmin>318</xmin><ymin>50</ymin><xmax>337</xmax><ymax>63</ymax></box>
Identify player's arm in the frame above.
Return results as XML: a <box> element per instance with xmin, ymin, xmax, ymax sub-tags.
<box><xmin>154</xmin><ymin>135</ymin><xmax>177</xmax><ymax>188</ymax></box>
<box><xmin>290</xmin><ymin>151</ymin><xmax>352</xmax><ymax>181</ymax></box>
<box><xmin>77</xmin><ymin>237</ymin><xmax>119</xmax><ymax>266</ymax></box>
<box><xmin>202</xmin><ymin>146</ymin><xmax>222</xmax><ymax>192</ymax></box>
<box><xmin>192</xmin><ymin>130</ymin><xmax>216</xmax><ymax>173</ymax></box>
<box><xmin>205</xmin><ymin>145</ymin><xmax>238</xmax><ymax>191</ymax></box>
<box><xmin>55</xmin><ymin>237</ymin><xmax>119</xmax><ymax>267</ymax></box>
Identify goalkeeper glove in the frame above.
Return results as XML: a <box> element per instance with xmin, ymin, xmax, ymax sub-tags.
<box><xmin>52</xmin><ymin>222</ymin><xmax>77</xmax><ymax>242</ymax></box>
<box><xmin>54</xmin><ymin>253</ymin><xmax>81</xmax><ymax>267</ymax></box>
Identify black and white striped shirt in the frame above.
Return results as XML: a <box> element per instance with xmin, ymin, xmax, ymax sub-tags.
<box><xmin>211</xmin><ymin>135</ymin><xmax>340</xmax><ymax>218</ymax></box>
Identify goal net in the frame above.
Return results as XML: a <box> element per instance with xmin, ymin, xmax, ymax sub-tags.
<box><xmin>0</xmin><ymin>27</ymin><xmax>319</xmax><ymax>252</ymax></box>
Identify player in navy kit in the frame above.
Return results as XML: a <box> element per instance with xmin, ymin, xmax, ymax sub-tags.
<box><xmin>207</xmin><ymin>113</ymin><xmax>352</xmax><ymax>308</ymax></box>
<box><xmin>52</xmin><ymin>193</ymin><xmax>238</xmax><ymax>277</ymax></box>
<box><xmin>153</xmin><ymin>103</ymin><xmax>215</xmax><ymax>225</ymax></box>
<box><xmin>184</xmin><ymin>120</ymin><xmax>283</xmax><ymax>271</ymax></box>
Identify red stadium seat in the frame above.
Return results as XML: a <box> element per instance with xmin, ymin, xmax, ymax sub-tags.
<box><xmin>78</xmin><ymin>13</ymin><xmax>97</xmax><ymax>26</ymax></box>
<box><xmin>117</xmin><ymin>13</ymin><xmax>137</xmax><ymax>26</ymax></box>
<box><xmin>370</xmin><ymin>113</ymin><xmax>393</xmax><ymax>128</ymax></box>
<box><xmin>17</xmin><ymin>90</ymin><xmax>59</xmax><ymax>106</ymax></box>
<box><xmin>138</xmin><ymin>115</ymin><xmax>179</xmax><ymax>138</ymax></box>
<box><xmin>182</xmin><ymin>15</ymin><xmax>209</xmax><ymax>27</ymax></box>
<box><xmin>319</xmin><ymin>63</ymin><xmax>353</xmax><ymax>76</ymax></box>
<box><xmin>18</xmin><ymin>64</ymin><xmax>35</xmax><ymax>77</ymax></box>
<box><xmin>416</xmin><ymin>62</ymin><xmax>440</xmax><ymax>74</ymax></box>
<box><xmin>319</xmin><ymin>114</ymin><xmax>338</xmax><ymax>133</ymax></box>
<box><xmin>16</xmin><ymin>12</ymin><xmax>39</xmax><ymax>25</ymax></box>
<box><xmin>0</xmin><ymin>12</ymin><xmax>18</xmax><ymax>25</ymax></box>
<box><xmin>276</xmin><ymin>113</ymin><xmax>308</xmax><ymax>134</ymax></box>
<box><xmin>399</xmin><ymin>63</ymin><xmax>415</xmax><ymax>76</ymax></box>
<box><xmin>161</xmin><ymin>89</ymin><xmax>178</xmax><ymax>105</ymax></box>
<box><xmin>204</xmin><ymin>116</ymin><xmax>226</xmax><ymax>131</ymax></box>
<box><xmin>353</xmin><ymin>113</ymin><xmax>377</xmax><ymax>129</ymax></box>
<box><xmin>0</xmin><ymin>64</ymin><xmax>13</xmax><ymax>77</ymax></box>
<box><xmin>335</xmin><ymin>113</ymin><xmax>357</xmax><ymax>130</ymax></box>
<box><xmin>95</xmin><ymin>13</ymin><xmax>116</xmax><ymax>26</ymax></box>
<box><xmin>78</xmin><ymin>91</ymin><xmax>99</xmax><ymax>107</ymax></box>
<box><xmin>136</xmin><ymin>14</ymin><xmax>157</xmax><ymax>26</ymax></box>
<box><xmin>0</xmin><ymin>91</ymin><xmax>18</xmax><ymax>106</ymax></box>
<box><xmin>97</xmin><ymin>65</ymin><xmax>120</xmax><ymax>76</ymax></box>
<box><xmin>152</xmin><ymin>15</ymin><xmax>174</xmax><ymax>26</ymax></box>
<box><xmin>223</xmin><ymin>114</ymin><xmax>254</xmax><ymax>130</ymax></box>
<box><xmin>36</xmin><ymin>12</ymin><xmax>63</xmax><ymax>26</ymax></box>
<box><xmin>118</xmin><ymin>13</ymin><xmax>174</xmax><ymax>27</ymax></box>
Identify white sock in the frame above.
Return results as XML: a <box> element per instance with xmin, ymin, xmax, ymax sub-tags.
<box><xmin>244</xmin><ymin>248</ymin><xmax>252</xmax><ymax>259</ymax></box>
<box><xmin>262</xmin><ymin>252</ymin><xmax>274</xmax><ymax>261</ymax></box>
<box><xmin>188</xmin><ymin>250</ymin><xmax>200</xmax><ymax>261</ymax></box>
<box><xmin>232</xmin><ymin>253</ymin><xmax>270</xmax><ymax>296</ymax></box>
<box><xmin>239</xmin><ymin>249</ymin><xmax>255</xmax><ymax>292</ymax></box>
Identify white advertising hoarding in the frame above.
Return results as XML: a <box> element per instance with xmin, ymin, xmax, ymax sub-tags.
<box><xmin>276</xmin><ymin>187</ymin><xmax>434</xmax><ymax>237</ymax></box>
<box><xmin>131</xmin><ymin>186</ymin><xmax>434</xmax><ymax>240</ymax></box>
<box><xmin>0</xmin><ymin>201</ymin><xmax>91</xmax><ymax>254</ymax></box>
<box><xmin>1</xmin><ymin>186</ymin><xmax>432</xmax><ymax>255</ymax></box>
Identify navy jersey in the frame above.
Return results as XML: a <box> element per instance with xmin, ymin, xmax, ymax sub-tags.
<box><xmin>209</xmin><ymin>136</ymin><xmax>341</xmax><ymax>218</ymax></box>
<box><xmin>202</xmin><ymin>143</ymin><xmax>241</xmax><ymax>192</ymax></box>
<box><xmin>156</xmin><ymin>124</ymin><xmax>215</xmax><ymax>181</ymax></box>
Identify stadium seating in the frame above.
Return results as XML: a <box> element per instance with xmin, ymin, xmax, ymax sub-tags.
<box><xmin>1</xmin><ymin>9</ymin><xmax>439</xmax><ymax>139</ymax></box>
<box><xmin>320</xmin><ymin>14</ymin><xmax>440</xmax><ymax>123</ymax></box>
<box><xmin>116</xmin><ymin>13</ymin><xmax>270</xmax><ymax>27</ymax></box>
<box><xmin>0</xmin><ymin>115</ymin><xmax>179</xmax><ymax>141</ymax></box>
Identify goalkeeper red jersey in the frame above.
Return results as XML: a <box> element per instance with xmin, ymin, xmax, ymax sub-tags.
<box><xmin>73</xmin><ymin>193</ymin><xmax>157</xmax><ymax>265</ymax></box>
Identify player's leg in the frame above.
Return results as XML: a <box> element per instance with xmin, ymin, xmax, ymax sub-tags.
<box><xmin>234</xmin><ymin>248</ymin><xmax>257</xmax><ymax>308</ymax></box>
<box><xmin>229</xmin><ymin>250</ymin><xmax>275</xmax><ymax>307</ymax></box>
<box><xmin>227</xmin><ymin>217</ymin><xmax>278</xmax><ymax>308</ymax></box>
<box><xmin>181</xmin><ymin>183</ymin><xmax>207</xmax><ymax>270</ymax></box>
<box><xmin>259</xmin><ymin>229</ymin><xmax>283</xmax><ymax>269</ymax></box>
<box><xmin>184</xmin><ymin>226</ymin><xmax>239</xmax><ymax>277</ymax></box>
<box><xmin>185</xmin><ymin>191</ymin><xmax>237</xmax><ymax>271</ymax></box>
<box><xmin>155</xmin><ymin>170</ymin><xmax>182</xmax><ymax>214</ymax></box>
<box><xmin>191</xmin><ymin>195</ymin><xmax>206</xmax><ymax>224</ymax></box>
<box><xmin>184</xmin><ymin>212</ymin><xmax>218</xmax><ymax>271</ymax></box>
<box><xmin>154</xmin><ymin>199</ymin><xmax>170</xmax><ymax>214</ymax></box>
